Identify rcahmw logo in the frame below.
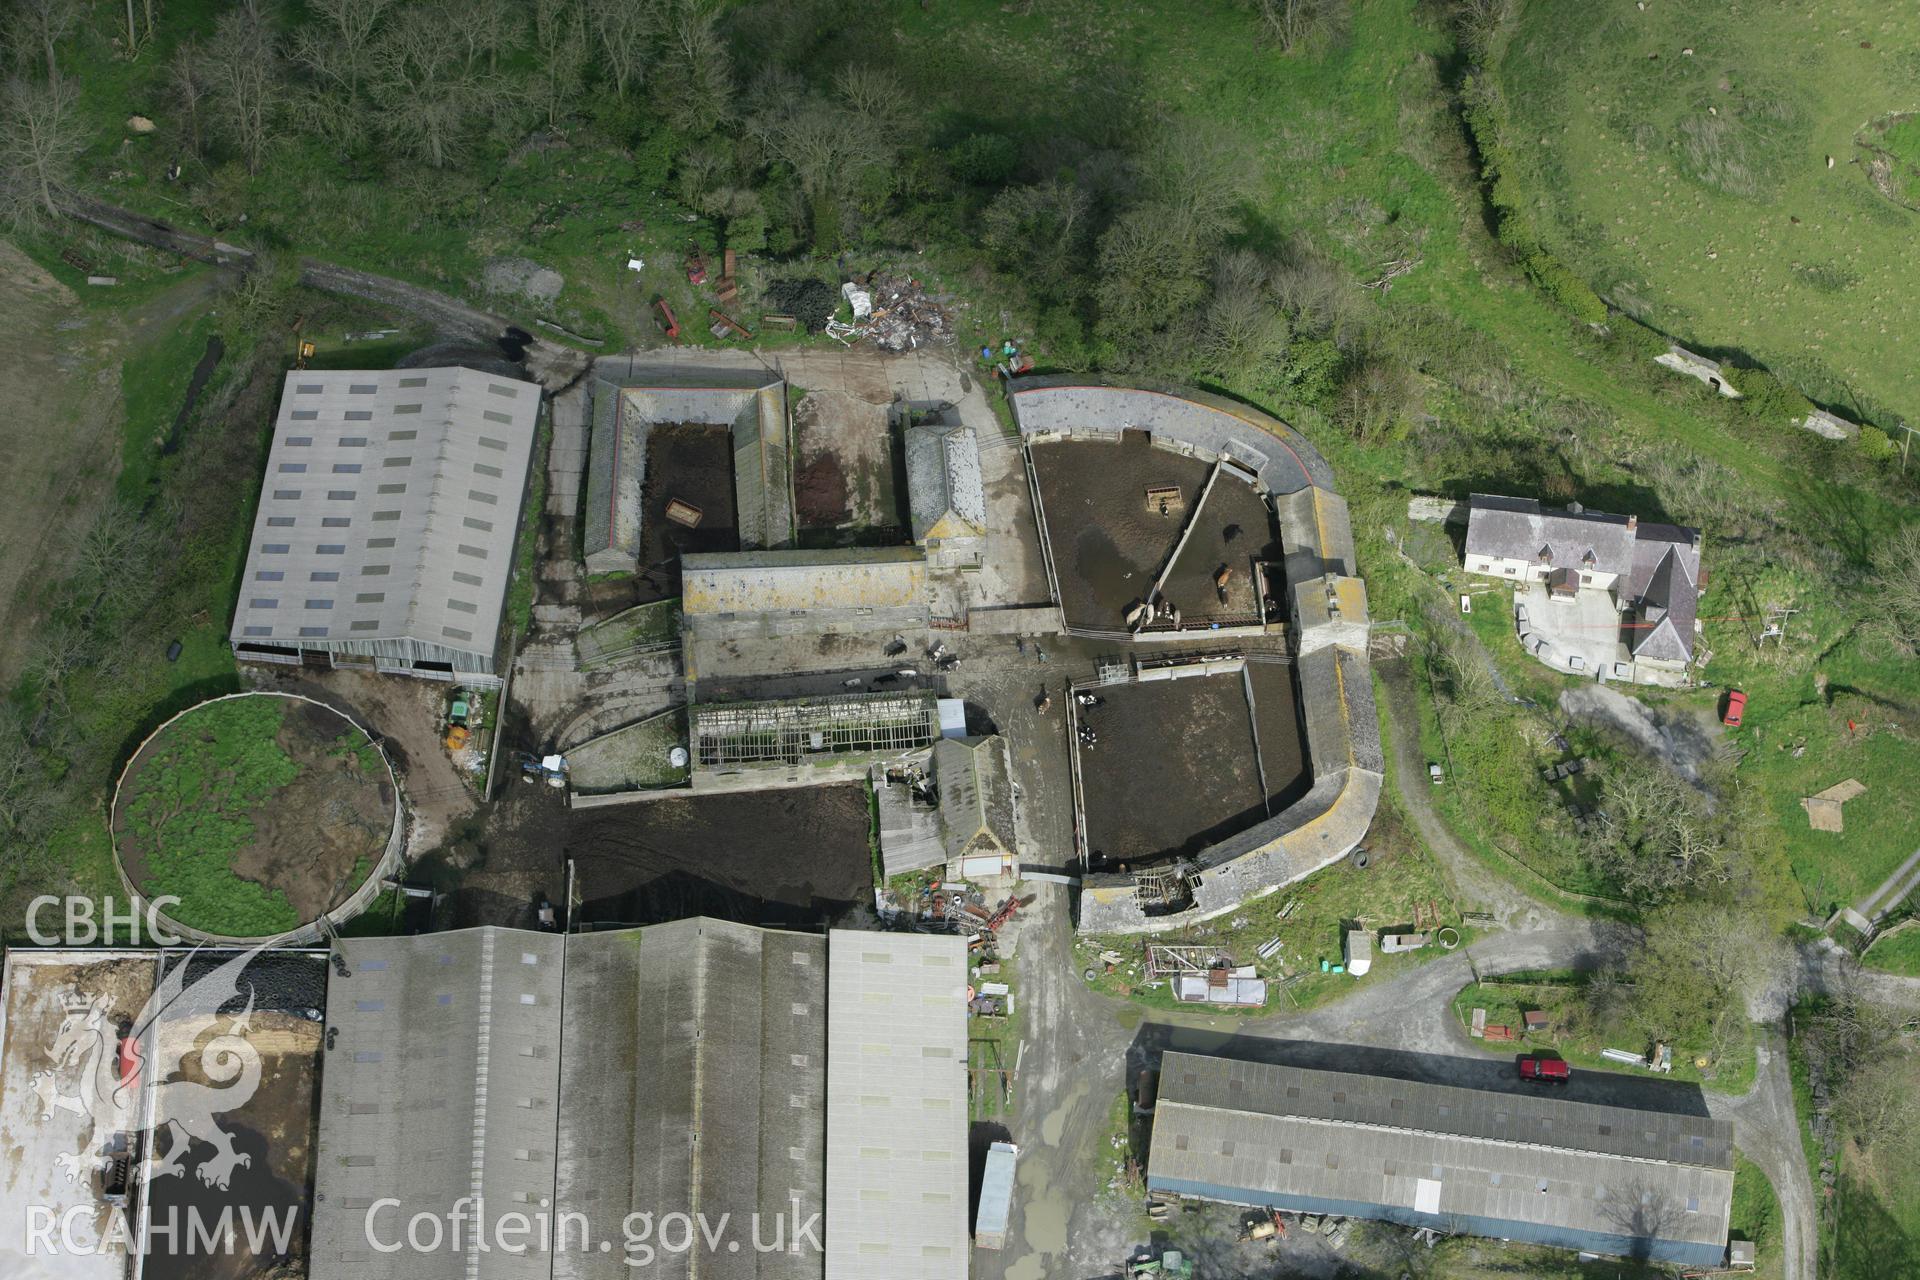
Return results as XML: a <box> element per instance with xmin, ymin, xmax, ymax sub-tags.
<box><xmin>24</xmin><ymin>1203</ymin><xmax>300</xmax><ymax>1258</ymax></box>
<box><xmin>32</xmin><ymin>937</ymin><xmax>291</xmax><ymax>1221</ymax></box>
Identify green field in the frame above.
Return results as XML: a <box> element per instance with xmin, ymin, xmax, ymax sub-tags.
<box><xmin>116</xmin><ymin>697</ymin><xmax>303</xmax><ymax>935</ymax></box>
<box><xmin>1497</xmin><ymin>0</ymin><xmax>1920</xmax><ymax>428</ymax></box>
<box><xmin>1861</xmin><ymin>921</ymin><xmax>1920</xmax><ymax>976</ymax></box>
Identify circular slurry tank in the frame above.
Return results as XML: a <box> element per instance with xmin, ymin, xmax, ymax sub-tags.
<box><xmin>111</xmin><ymin>692</ymin><xmax>402</xmax><ymax>942</ymax></box>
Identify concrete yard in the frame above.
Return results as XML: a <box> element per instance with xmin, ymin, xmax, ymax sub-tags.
<box><xmin>1077</xmin><ymin>661</ymin><xmax>1309</xmax><ymax>868</ymax></box>
<box><xmin>792</xmin><ymin>389</ymin><xmax>902</xmax><ymax>534</ymax></box>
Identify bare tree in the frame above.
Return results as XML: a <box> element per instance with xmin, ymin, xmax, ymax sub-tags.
<box><xmin>0</xmin><ymin>73</ymin><xmax>83</xmax><ymax>222</ymax></box>
<box><xmin>115</xmin><ymin>0</ymin><xmax>163</xmax><ymax>62</ymax></box>
<box><xmin>447</xmin><ymin>0</ymin><xmax>523</xmax><ymax>77</ymax></box>
<box><xmin>169</xmin><ymin>37</ymin><xmax>208</xmax><ymax>154</ymax></box>
<box><xmin>293</xmin><ymin>0</ymin><xmax>394</xmax><ymax>97</ymax></box>
<box><xmin>14</xmin><ymin>0</ymin><xmax>84</xmax><ymax>81</ymax></box>
<box><xmin>657</xmin><ymin>0</ymin><xmax>733</xmax><ymax>136</ymax></box>
<box><xmin>981</xmin><ymin>179</ymin><xmax>1091</xmax><ymax>294</ymax></box>
<box><xmin>750</xmin><ymin>96</ymin><xmax>892</xmax><ymax>250</ymax></box>
<box><xmin>74</xmin><ymin>504</ymin><xmax>147</xmax><ymax>600</ymax></box>
<box><xmin>587</xmin><ymin>0</ymin><xmax>652</xmax><ymax>99</ymax></box>
<box><xmin>1198</xmin><ymin>249</ymin><xmax>1293</xmax><ymax>391</ymax></box>
<box><xmin>201</xmin><ymin>7</ymin><xmax>283</xmax><ymax>174</ymax></box>
<box><xmin>28</xmin><ymin>618</ymin><xmax>93</xmax><ymax>713</ymax></box>
<box><xmin>1867</xmin><ymin>523</ymin><xmax>1920</xmax><ymax>655</ymax></box>
<box><xmin>529</xmin><ymin>0</ymin><xmax>588</xmax><ymax>130</ymax></box>
<box><xmin>1450</xmin><ymin>0</ymin><xmax>1517</xmax><ymax>65</ymax></box>
<box><xmin>368</xmin><ymin>5</ymin><xmax>501</xmax><ymax>168</ymax></box>
<box><xmin>1252</xmin><ymin>0</ymin><xmax>1350</xmax><ymax>55</ymax></box>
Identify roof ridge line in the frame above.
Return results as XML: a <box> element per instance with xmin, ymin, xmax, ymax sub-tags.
<box><xmin>1154</xmin><ymin>1097</ymin><xmax>1730</xmax><ymax>1173</ymax></box>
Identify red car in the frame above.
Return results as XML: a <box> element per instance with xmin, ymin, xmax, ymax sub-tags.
<box><xmin>1722</xmin><ymin>689</ymin><xmax>1748</xmax><ymax>728</ymax></box>
<box><xmin>1518</xmin><ymin>1056</ymin><xmax>1570</xmax><ymax>1084</ymax></box>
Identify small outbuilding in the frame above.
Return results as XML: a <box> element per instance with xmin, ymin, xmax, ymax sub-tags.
<box><xmin>905</xmin><ymin>410</ymin><xmax>986</xmax><ymax>568</ymax></box>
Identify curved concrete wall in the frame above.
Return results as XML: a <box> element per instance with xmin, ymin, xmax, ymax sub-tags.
<box><xmin>111</xmin><ymin>691</ymin><xmax>407</xmax><ymax>946</ymax></box>
<box><xmin>1010</xmin><ymin>379</ymin><xmax>1382</xmax><ymax>935</ymax></box>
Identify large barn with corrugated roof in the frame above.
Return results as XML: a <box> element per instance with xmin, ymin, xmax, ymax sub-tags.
<box><xmin>228</xmin><ymin>367</ymin><xmax>540</xmax><ymax>685</ymax></box>
<box><xmin>307</xmin><ymin>919</ymin><xmax>968</xmax><ymax>1280</ymax></box>
<box><xmin>1147</xmin><ymin>1052</ymin><xmax>1735</xmax><ymax>1267</ymax></box>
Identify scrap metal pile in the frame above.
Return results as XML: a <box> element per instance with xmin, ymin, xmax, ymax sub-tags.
<box><xmin>884</xmin><ymin>881</ymin><xmax>1031</xmax><ymax>938</ymax></box>
<box><xmin>856</xmin><ymin>271</ymin><xmax>955</xmax><ymax>351</ymax></box>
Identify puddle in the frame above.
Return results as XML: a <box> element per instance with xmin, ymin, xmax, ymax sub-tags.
<box><xmin>1040</xmin><ymin>1080</ymin><xmax>1088</xmax><ymax>1146</ymax></box>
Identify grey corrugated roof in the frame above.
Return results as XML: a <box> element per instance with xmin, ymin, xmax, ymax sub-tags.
<box><xmin>231</xmin><ymin>368</ymin><xmax>539</xmax><ymax>671</ymax></box>
<box><xmin>556</xmin><ymin>920</ymin><xmax>827</xmax><ymax>1280</ymax></box>
<box><xmin>1147</xmin><ymin>1054</ymin><xmax>1732</xmax><ymax>1256</ymax></box>
<box><xmin>311</xmin><ymin>927</ymin><xmax>566</xmax><ymax>1280</ymax></box>
<box><xmin>824</xmin><ymin>931</ymin><xmax>969</xmax><ymax>1280</ymax></box>
<box><xmin>906</xmin><ymin>419</ymin><xmax>986</xmax><ymax>541</ymax></box>
<box><xmin>312</xmin><ymin>922</ymin><xmax>960</xmax><ymax>1280</ymax></box>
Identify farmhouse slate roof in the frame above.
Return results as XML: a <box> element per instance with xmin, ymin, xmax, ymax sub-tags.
<box><xmin>1464</xmin><ymin>495</ymin><xmax>1639</xmax><ymax>576</ymax></box>
<box><xmin>1467</xmin><ymin>495</ymin><xmax>1704</xmax><ymax>661</ymax></box>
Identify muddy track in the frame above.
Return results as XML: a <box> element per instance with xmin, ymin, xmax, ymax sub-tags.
<box><xmin>59</xmin><ymin>195</ymin><xmax>590</xmax><ymax>392</ymax></box>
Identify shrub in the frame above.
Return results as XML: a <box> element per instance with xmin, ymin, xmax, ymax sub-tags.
<box><xmin>1734</xmin><ymin>367</ymin><xmax>1814</xmax><ymax>425</ymax></box>
<box><xmin>1610</xmin><ymin>316</ymin><xmax>1670</xmax><ymax>360</ymax></box>
<box><xmin>1524</xmin><ymin>253</ymin><xmax>1608</xmax><ymax>324</ymax></box>
<box><xmin>947</xmin><ymin>133</ymin><xmax>1020</xmax><ymax>187</ymax></box>
<box><xmin>1859</xmin><ymin>425</ymin><xmax>1897</xmax><ymax>461</ymax></box>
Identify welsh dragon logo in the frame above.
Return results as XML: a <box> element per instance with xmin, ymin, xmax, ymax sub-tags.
<box><xmin>31</xmin><ymin>940</ymin><xmax>286</xmax><ymax>1192</ymax></box>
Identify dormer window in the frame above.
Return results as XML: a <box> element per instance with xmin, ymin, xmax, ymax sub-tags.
<box><xmin>1537</xmin><ymin>545</ymin><xmax>1553</xmax><ymax>563</ymax></box>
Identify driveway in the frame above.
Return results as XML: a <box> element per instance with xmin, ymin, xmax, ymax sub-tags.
<box><xmin>1376</xmin><ymin>657</ymin><xmax>1567</xmax><ymax>931</ymax></box>
<box><xmin>1708</xmin><ymin>1030</ymin><xmax>1816</xmax><ymax>1280</ymax></box>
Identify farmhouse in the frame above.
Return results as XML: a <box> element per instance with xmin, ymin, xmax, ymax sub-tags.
<box><xmin>310</xmin><ymin>920</ymin><xmax>968</xmax><ymax>1280</ymax></box>
<box><xmin>228</xmin><ymin>368</ymin><xmax>540</xmax><ymax>686</ymax></box>
<box><xmin>1465</xmin><ymin>495</ymin><xmax>1704</xmax><ymax>678</ymax></box>
<box><xmin>1148</xmin><ymin>1052</ymin><xmax>1735</xmax><ymax>1268</ymax></box>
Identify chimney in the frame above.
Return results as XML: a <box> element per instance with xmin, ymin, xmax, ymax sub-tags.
<box><xmin>1627</xmin><ymin>514</ymin><xmax>1638</xmax><ymax>532</ymax></box>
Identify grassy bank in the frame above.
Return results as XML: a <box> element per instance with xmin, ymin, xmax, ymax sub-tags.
<box><xmin>1498</xmin><ymin>0</ymin><xmax>1920</xmax><ymax>431</ymax></box>
<box><xmin>1075</xmin><ymin>797</ymin><xmax>1474</xmax><ymax>1016</ymax></box>
<box><xmin>1450</xmin><ymin>972</ymin><xmax>1756</xmax><ymax>1095</ymax></box>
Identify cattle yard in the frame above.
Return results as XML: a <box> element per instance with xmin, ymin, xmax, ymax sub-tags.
<box><xmin>634</xmin><ymin>422</ymin><xmax>739</xmax><ymax>595</ymax></box>
<box><xmin>1029</xmin><ymin>434</ymin><xmax>1282</xmax><ymax>633</ymax></box>
<box><xmin>1074</xmin><ymin>656</ymin><xmax>1311</xmax><ymax>870</ymax></box>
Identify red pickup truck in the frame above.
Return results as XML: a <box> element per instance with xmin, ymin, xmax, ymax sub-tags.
<box><xmin>1518</xmin><ymin>1055</ymin><xmax>1570</xmax><ymax>1084</ymax></box>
